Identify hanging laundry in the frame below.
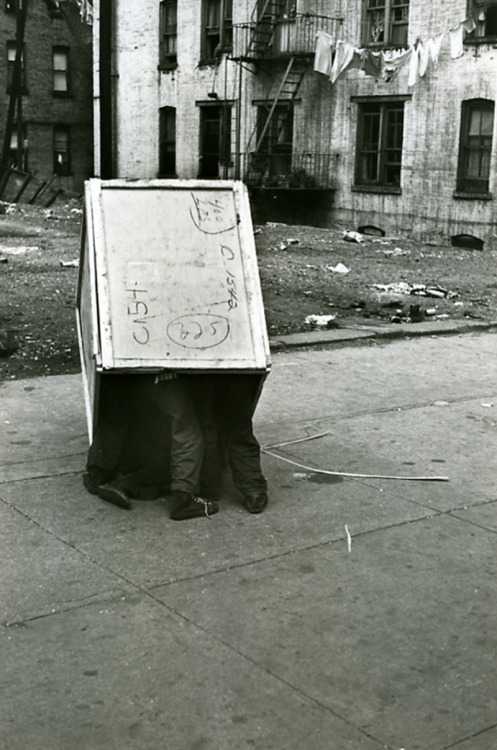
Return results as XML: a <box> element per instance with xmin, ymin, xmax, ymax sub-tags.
<box><xmin>330</xmin><ymin>40</ymin><xmax>356</xmax><ymax>83</ymax></box>
<box><xmin>314</xmin><ymin>30</ymin><xmax>334</xmax><ymax>77</ymax></box>
<box><xmin>449</xmin><ymin>18</ymin><xmax>475</xmax><ymax>58</ymax></box>
<box><xmin>408</xmin><ymin>44</ymin><xmax>420</xmax><ymax>86</ymax></box>
<box><xmin>361</xmin><ymin>49</ymin><xmax>383</xmax><ymax>78</ymax></box>
<box><xmin>426</xmin><ymin>32</ymin><xmax>444</xmax><ymax>67</ymax></box>
<box><xmin>418</xmin><ymin>41</ymin><xmax>429</xmax><ymax>76</ymax></box>
<box><xmin>382</xmin><ymin>48</ymin><xmax>413</xmax><ymax>81</ymax></box>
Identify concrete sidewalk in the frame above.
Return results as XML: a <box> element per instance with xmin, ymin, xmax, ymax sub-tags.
<box><xmin>1</xmin><ymin>330</ymin><xmax>496</xmax><ymax>750</ymax></box>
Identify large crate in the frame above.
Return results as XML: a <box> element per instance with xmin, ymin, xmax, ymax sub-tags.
<box><xmin>76</xmin><ymin>179</ymin><xmax>271</xmax><ymax>437</ymax></box>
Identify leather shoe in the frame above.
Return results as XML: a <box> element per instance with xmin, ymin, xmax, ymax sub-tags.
<box><xmin>243</xmin><ymin>492</ymin><xmax>268</xmax><ymax>514</ymax></box>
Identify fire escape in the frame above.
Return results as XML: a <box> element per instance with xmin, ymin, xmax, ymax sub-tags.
<box><xmin>229</xmin><ymin>1</ymin><xmax>342</xmax><ymax>190</ymax></box>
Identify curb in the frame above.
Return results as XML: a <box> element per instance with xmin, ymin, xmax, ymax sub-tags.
<box><xmin>269</xmin><ymin>320</ymin><xmax>497</xmax><ymax>351</ymax></box>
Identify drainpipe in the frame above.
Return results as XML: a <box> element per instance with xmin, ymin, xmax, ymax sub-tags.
<box><xmin>99</xmin><ymin>0</ymin><xmax>114</xmax><ymax>178</ymax></box>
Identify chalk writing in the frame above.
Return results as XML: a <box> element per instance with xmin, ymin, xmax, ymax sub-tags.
<box><xmin>220</xmin><ymin>244</ymin><xmax>238</xmax><ymax>311</ymax></box>
<box><xmin>126</xmin><ymin>285</ymin><xmax>150</xmax><ymax>345</ymax></box>
<box><xmin>189</xmin><ymin>193</ymin><xmax>236</xmax><ymax>235</ymax></box>
<box><xmin>167</xmin><ymin>314</ymin><xmax>230</xmax><ymax>350</ymax></box>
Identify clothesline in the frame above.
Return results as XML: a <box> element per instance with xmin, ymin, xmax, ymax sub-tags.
<box><xmin>314</xmin><ymin>13</ymin><xmax>478</xmax><ymax>88</ymax></box>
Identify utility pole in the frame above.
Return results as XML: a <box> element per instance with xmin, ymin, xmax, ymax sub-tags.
<box><xmin>1</xmin><ymin>0</ymin><xmax>29</xmax><ymax>172</ymax></box>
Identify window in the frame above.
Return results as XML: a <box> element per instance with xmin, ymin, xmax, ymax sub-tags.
<box><xmin>363</xmin><ymin>0</ymin><xmax>410</xmax><ymax>47</ymax></box>
<box><xmin>159</xmin><ymin>106</ymin><xmax>176</xmax><ymax>176</ymax></box>
<box><xmin>46</xmin><ymin>0</ymin><xmax>63</xmax><ymax>17</ymax></box>
<box><xmin>201</xmin><ymin>0</ymin><xmax>232</xmax><ymax>62</ymax></box>
<box><xmin>198</xmin><ymin>104</ymin><xmax>231</xmax><ymax>177</ymax></box>
<box><xmin>466</xmin><ymin>1</ymin><xmax>497</xmax><ymax>40</ymax></box>
<box><xmin>53</xmin><ymin>47</ymin><xmax>70</xmax><ymax>95</ymax></box>
<box><xmin>255</xmin><ymin>103</ymin><xmax>293</xmax><ymax>178</ymax></box>
<box><xmin>5</xmin><ymin>1</ymin><xmax>15</xmax><ymax>12</ymax></box>
<box><xmin>9</xmin><ymin>125</ymin><xmax>28</xmax><ymax>170</ymax></box>
<box><xmin>159</xmin><ymin>0</ymin><xmax>177</xmax><ymax>67</ymax></box>
<box><xmin>6</xmin><ymin>40</ymin><xmax>26</xmax><ymax>93</ymax></box>
<box><xmin>53</xmin><ymin>126</ymin><xmax>71</xmax><ymax>174</ymax></box>
<box><xmin>355</xmin><ymin>99</ymin><xmax>405</xmax><ymax>189</ymax></box>
<box><xmin>457</xmin><ymin>99</ymin><xmax>494</xmax><ymax>194</ymax></box>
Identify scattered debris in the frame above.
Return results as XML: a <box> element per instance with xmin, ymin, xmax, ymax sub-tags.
<box><xmin>358</xmin><ymin>224</ymin><xmax>385</xmax><ymax>237</ymax></box>
<box><xmin>286</xmin><ymin>238</ymin><xmax>299</xmax><ymax>245</ymax></box>
<box><xmin>328</xmin><ymin>263</ymin><xmax>350</xmax><ymax>274</ymax></box>
<box><xmin>345</xmin><ymin>525</ymin><xmax>352</xmax><ymax>553</ymax></box>
<box><xmin>383</xmin><ymin>247</ymin><xmax>409</xmax><ymax>257</ymax></box>
<box><xmin>0</xmin><ymin>246</ymin><xmax>39</xmax><ymax>255</ymax></box>
<box><xmin>373</xmin><ymin>282</ymin><xmax>455</xmax><ymax>299</ymax></box>
<box><xmin>343</xmin><ymin>230</ymin><xmax>363</xmax><ymax>243</ymax></box>
<box><xmin>60</xmin><ymin>259</ymin><xmax>79</xmax><ymax>267</ymax></box>
<box><xmin>481</xmin><ymin>402</ymin><xmax>494</xmax><ymax>408</ymax></box>
<box><xmin>305</xmin><ymin>314</ymin><xmax>337</xmax><ymax>328</ymax></box>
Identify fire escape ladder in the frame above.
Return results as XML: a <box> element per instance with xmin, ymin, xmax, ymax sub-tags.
<box><xmin>248</xmin><ymin>56</ymin><xmax>305</xmax><ymax>156</ymax></box>
<box><xmin>244</xmin><ymin>0</ymin><xmax>285</xmax><ymax>60</ymax></box>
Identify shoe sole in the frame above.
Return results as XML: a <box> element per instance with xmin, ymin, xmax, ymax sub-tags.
<box><xmin>97</xmin><ymin>486</ymin><xmax>132</xmax><ymax>510</ymax></box>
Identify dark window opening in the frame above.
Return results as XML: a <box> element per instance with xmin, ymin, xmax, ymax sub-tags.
<box><xmin>457</xmin><ymin>99</ymin><xmax>494</xmax><ymax>193</ymax></box>
<box><xmin>159</xmin><ymin>106</ymin><xmax>176</xmax><ymax>176</ymax></box>
<box><xmin>255</xmin><ymin>103</ymin><xmax>294</xmax><ymax>178</ymax></box>
<box><xmin>198</xmin><ymin>104</ymin><xmax>232</xmax><ymax>177</ymax></box>
<box><xmin>201</xmin><ymin>0</ymin><xmax>233</xmax><ymax>62</ymax></box>
<box><xmin>467</xmin><ymin>1</ymin><xmax>497</xmax><ymax>39</ymax></box>
<box><xmin>363</xmin><ymin>0</ymin><xmax>410</xmax><ymax>47</ymax></box>
<box><xmin>355</xmin><ymin>100</ymin><xmax>405</xmax><ymax>188</ymax></box>
<box><xmin>53</xmin><ymin>126</ymin><xmax>71</xmax><ymax>175</ymax></box>
<box><xmin>159</xmin><ymin>0</ymin><xmax>177</xmax><ymax>67</ymax></box>
<box><xmin>8</xmin><ymin>124</ymin><xmax>28</xmax><ymax>171</ymax></box>
<box><xmin>6</xmin><ymin>40</ymin><xmax>26</xmax><ymax>93</ymax></box>
<box><xmin>5</xmin><ymin>0</ymin><xmax>15</xmax><ymax>12</ymax></box>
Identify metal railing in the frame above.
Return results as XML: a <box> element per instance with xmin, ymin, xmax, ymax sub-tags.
<box><xmin>231</xmin><ymin>12</ymin><xmax>342</xmax><ymax>61</ymax></box>
<box><xmin>236</xmin><ymin>152</ymin><xmax>335</xmax><ymax>189</ymax></box>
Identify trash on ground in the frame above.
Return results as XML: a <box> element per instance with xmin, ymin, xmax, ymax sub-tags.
<box><xmin>426</xmin><ymin>308</ymin><xmax>437</xmax><ymax>316</ymax></box>
<box><xmin>60</xmin><ymin>259</ymin><xmax>79</xmax><ymax>267</ymax></box>
<box><xmin>0</xmin><ymin>245</ymin><xmax>39</xmax><ymax>255</ymax></box>
<box><xmin>328</xmin><ymin>263</ymin><xmax>350</xmax><ymax>274</ymax></box>
<box><xmin>286</xmin><ymin>238</ymin><xmax>299</xmax><ymax>245</ymax></box>
<box><xmin>305</xmin><ymin>314</ymin><xmax>337</xmax><ymax>328</ymax></box>
<box><xmin>343</xmin><ymin>230</ymin><xmax>363</xmax><ymax>243</ymax></box>
<box><xmin>481</xmin><ymin>402</ymin><xmax>494</xmax><ymax>408</ymax></box>
<box><xmin>383</xmin><ymin>247</ymin><xmax>409</xmax><ymax>256</ymax></box>
<box><xmin>373</xmin><ymin>282</ymin><xmax>454</xmax><ymax>298</ymax></box>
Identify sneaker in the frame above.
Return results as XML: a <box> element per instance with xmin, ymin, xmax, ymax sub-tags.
<box><xmin>97</xmin><ymin>479</ymin><xmax>132</xmax><ymax>510</ymax></box>
<box><xmin>243</xmin><ymin>492</ymin><xmax>269</xmax><ymax>514</ymax></box>
<box><xmin>169</xmin><ymin>490</ymin><xmax>219</xmax><ymax>520</ymax></box>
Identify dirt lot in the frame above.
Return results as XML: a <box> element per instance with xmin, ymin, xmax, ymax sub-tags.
<box><xmin>1</xmin><ymin>198</ymin><xmax>496</xmax><ymax>382</ymax></box>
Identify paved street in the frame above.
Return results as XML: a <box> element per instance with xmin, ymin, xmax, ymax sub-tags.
<box><xmin>1</xmin><ymin>332</ymin><xmax>496</xmax><ymax>750</ymax></box>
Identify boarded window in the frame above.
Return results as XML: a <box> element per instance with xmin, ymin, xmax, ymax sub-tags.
<box><xmin>457</xmin><ymin>99</ymin><xmax>494</xmax><ymax>193</ymax></box>
<box><xmin>355</xmin><ymin>100</ymin><xmax>404</xmax><ymax>188</ymax></box>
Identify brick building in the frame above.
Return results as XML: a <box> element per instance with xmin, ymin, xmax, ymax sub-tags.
<box><xmin>0</xmin><ymin>0</ymin><xmax>93</xmax><ymax>199</ymax></box>
<box><xmin>92</xmin><ymin>1</ymin><xmax>497</xmax><ymax>247</ymax></box>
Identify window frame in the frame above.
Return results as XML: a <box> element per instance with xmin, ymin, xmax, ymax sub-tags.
<box><xmin>200</xmin><ymin>0</ymin><xmax>233</xmax><ymax>64</ymax></box>
<box><xmin>456</xmin><ymin>98</ymin><xmax>494</xmax><ymax>197</ymax></box>
<box><xmin>362</xmin><ymin>0</ymin><xmax>410</xmax><ymax>49</ymax></box>
<box><xmin>52</xmin><ymin>45</ymin><xmax>71</xmax><ymax>96</ymax></box>
<box><xmin>53</xmin><ymin>125</ymin><xmax>71</xmax><ymax>175</ymax></box>
<box><xmin>353</xmin><ymin>96</ymin><xmax>408</xmax><ymax>193</ymax></box>
<box><xmin>159</xmin><ymin>0</ymin><xmax>178</xmax><ymax>69</ymax></box>
<box><xmin>465</xmin><ymin>1</ymin><xmax>497</xmax><ymax>43</ymax></box>
<box><xmin>159</xmin><ymin>105</ymin><xmax>177</xmax><ymax>177</ymax></box>
<box><xmin>6</xmin><ymin>40</ymin><xmax>27</xmax><ymax>94</ymax></box>
<box><xmin>197</xmin><ymin>101</ymin><xmax>233</xmax><ymax>178</ymax></box>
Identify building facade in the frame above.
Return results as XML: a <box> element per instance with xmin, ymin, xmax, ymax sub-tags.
<box><xmin>0</xmin><ymin>0</ymin><xmax>93</xmax><ymax>198</ymax></box>
<box><xmin>92</xmin><ymin>1</ymin><xmax>497</xmax><ymax>247</ymax></box>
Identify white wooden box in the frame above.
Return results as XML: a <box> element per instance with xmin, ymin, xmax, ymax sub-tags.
<box><xmin>76</xmin><ymin>179</ymin><xmax>271</xmax><ymax>436</ymax></box>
